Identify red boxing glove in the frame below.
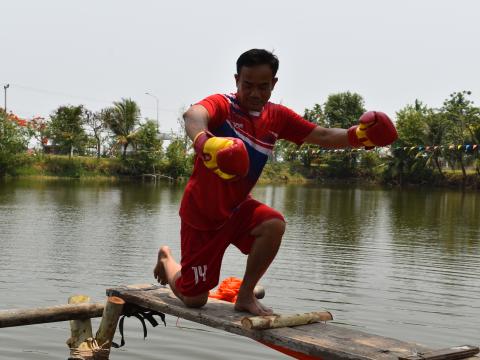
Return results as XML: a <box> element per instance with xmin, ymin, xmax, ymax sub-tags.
<box><xmin>348</xmin><ymin>111</ymin><xmax>398</xmax><ymax>149</ymax></box>
<box><xmin>194</xmin><ymin>131</ymin><xmax>249</xmax><ymax>180</ymax></box>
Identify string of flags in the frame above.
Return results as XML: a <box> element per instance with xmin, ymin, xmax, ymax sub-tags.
<box><xmin>394</xmin><ymin>144</ymin><xmax>479</xmax><ymax>153</ymax></box>
<box><xmin>311</xmin><ymin>144</ymin><xmax>479</xmax><ymax>154</ymax></box>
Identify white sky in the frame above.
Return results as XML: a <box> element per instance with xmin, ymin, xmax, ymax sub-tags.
<box><xmin>1</xmin><ymin>0</ymin><xmax>479</xmax><ymax>133</ymax></box>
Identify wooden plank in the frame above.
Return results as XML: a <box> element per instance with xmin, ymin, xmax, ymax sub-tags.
<box><xmin>293</xmin><ymin>322</ymin><xmax>429</xmax><ymax>356</ymax></box>
<box><xmin>398</xmin><ymin>346</ymin><xmax>479</xmax><ymax>360</ymax></box>
<box><xmin>107</xmin><ymin>285</ymin><xmax>479</xmax><ymax>360</ymax></box>
<box><xmin>0</xmin><ymin>303</ymin><xmax>104</xmax><ymax>328</ymax></box>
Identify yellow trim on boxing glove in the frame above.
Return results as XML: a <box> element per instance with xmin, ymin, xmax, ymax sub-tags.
<box><xmin>202</xmin><ymin>137</ymin><xmax>236</xmax><ymax>180</ymax></box>
<box><xmin>355</xmin><ymin>123</ymin><xmax>375</xmax><ymax>147</ymax></box>
<box><xmin>202</xmin><ymin>137</ymin><xmax>233</xmax><ymax>169</ymax></box>
<box><xmin>213</xmin><ymin>168</ymin><xmax>236</xmax><ymax>180</ymax></box>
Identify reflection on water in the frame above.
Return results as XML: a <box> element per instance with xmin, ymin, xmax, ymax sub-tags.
<box><xmin>0</xmin><ymin>179</ymin><xmax>479</xmax><ymax>359</ymax></box>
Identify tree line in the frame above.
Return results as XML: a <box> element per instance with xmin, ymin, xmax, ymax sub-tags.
<box><xmin>0</xmin><ymin>98</ymin><xmax>192</xmax><ymax>178</ymax></box>
<box><xmin>1</xmin><ymin>91</ymin><xmax>479</xmax><ymax>185</ymax></box>
<box><xmin>274</xmin><ymin>90</ymin><xmax>480</xmax><ymax>185</ymax></box>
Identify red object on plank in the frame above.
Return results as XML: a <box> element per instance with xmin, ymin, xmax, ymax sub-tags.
<box><xmin>259</xmin><ymin>340</ymin><xmax>323</xmax><ymax>360</ymax></box>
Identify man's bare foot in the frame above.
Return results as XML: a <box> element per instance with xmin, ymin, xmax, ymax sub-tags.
<box><xmin>234</xmin><ymin>292</ymin><xmax>273</xmax><ymax>316</ymax></box>
<box><xmin>153</xmin><ymin>246</ymin><xmax>171</xmax><ymax>285</ymax></box>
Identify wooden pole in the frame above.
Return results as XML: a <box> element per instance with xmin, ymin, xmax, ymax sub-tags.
<box><xmin>94</xmin><ymin>296</ymin><xmax>125</xmax><ymax>360</ymax></box>
<box><xmin>0</xmin><ymin>296</ymin><xmax>127</xmax><ymax>360</ymax></box>
<box><xmin>241</xmin><ymin>311</ymin><xmax>333</xmax><ymax>330</ymax></box>
<box><xmin>0</xmin><ymin>303</ymin><xmax>104</xmax><ymax>328</ymax></box>
<box><xmin>66</xmin><ymin>295</ymin><xmax>97</xmax><ymax>360</ymax></box>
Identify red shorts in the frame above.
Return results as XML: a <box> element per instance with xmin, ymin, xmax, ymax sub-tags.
<box><xmin>175</xmin><ymin>198</ymin><xmax>285</xmax><ymax>297</ymax></box>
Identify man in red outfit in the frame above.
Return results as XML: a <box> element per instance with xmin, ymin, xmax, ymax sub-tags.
<box><xmin>154</xmin><ymin>49</ymin><xmax>397</xmax><ymax>315</ymax></box>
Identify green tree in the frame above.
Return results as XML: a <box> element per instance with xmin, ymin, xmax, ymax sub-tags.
<box><xmin>357</xmin><ymin>151</ymin><xmax>382</xmax><ymax>178</ymax></box>
<box><xmin>323</xmin><ymin>92</ymin><xmax>365</xmax><ymax>128</ymax></box>
<box><xmin>27</xmin><ymin>116</ymin><xmax>49</xmax><ymax>152</ymax></box>
<box><xmin>0</xmin><ymin>110</ymin><xmax>29</xmax><ymax>176</ymax></box>
<box><xmin>102</xmin><ymin>98</ymin><xmax>140</xmax><ymax>158</ymax></box>
<box><xmin>395</xmin><ymin>100</ymin><xmax>428</xmax><ymax>147</ymax></box>
<box><xmin>323</xmin><ymin>92</ymin><xmax>366</xmax><ymax>175</ymax></box>
<box><xmin>48</xmin><ymin>105</ymin><xmax>87</xmax><ymax>157</ymax></box>
<box><xmin>275</xmin><ymin>104</ymin><xmax>326</xmax><ymax>165</ymax></box>
<box><xmin>274</xmin><ymin>139</ymin><xmax>297</xmax><ymax>162</ymax></box>
<box><xmin>176</xmin><ymin>106</ymin><xmax>191</xmax><ymax>152</ymax></box>
<box><xmin>424</xmin><ymin>111</ymin><xmax>450</xmax><ymax>177</ymax></box>
<box><xmin>388</xmin><ymin>100</ymin><xmax>451</xmax><ymax>182</ymax></box>
<box><xmin>442</xmin><ymin>91</ymin><xmax>480</xmax><ymax>179</ymax></box>
<box><xmin>84</xmin><ymin>109</ymin><xmax>106</xmax><ymax>158</ymax></box>
<box><xmin>165</xmin><ymin>137</ymin><xmax>193</xmax><ymax>179</ymax></box>
<box><xmin>297</xmin><ymin>104</ymin><xmax>325</xmax><ymax>167</ymax></box>
<box><xmin>130</xmin><ymin>120</ymin><xmax>163</xmax><ymax>174</ymax></box>
<box><xmin>387</xmin><ymin>100</ymin><xmax>441</xmax><ymax>183</ymax></box>
<box><xmin>473</xmin><ymin>121</ymin><xmax>480</xmax><ymax>176</ymax></box>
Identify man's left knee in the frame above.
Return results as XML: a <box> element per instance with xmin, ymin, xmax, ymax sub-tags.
<box><xmin>269</xmin><ymin>218</ymin><xmax>286</xmax><ymax>236</ymax></box>
<box><xmin>252</xmin><ymin>218</ymin><xmax>286</xmax><ymax>238</ymax></box>
<box><xmin>183</xmin><ymin>292</ymin><xmax>209</xmax><ymax>308</ymax></box>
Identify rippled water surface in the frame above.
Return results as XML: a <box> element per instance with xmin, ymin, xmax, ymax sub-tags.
<box><xmin>0</xmin><ymin>179</ymin><xmax>479</xmax><ymax>359</ymax></box>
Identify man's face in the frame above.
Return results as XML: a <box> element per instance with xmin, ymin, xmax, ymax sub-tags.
<box><xmin>235</xmin><ymin>64</ymin><xmax>278</xmax><ymax>112</ymax></box>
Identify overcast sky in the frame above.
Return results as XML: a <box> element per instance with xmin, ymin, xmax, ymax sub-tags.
<box><xmin>1</xmin><ymin>0</ymin><xmax>479</xmax><ymax>132</ymax></box>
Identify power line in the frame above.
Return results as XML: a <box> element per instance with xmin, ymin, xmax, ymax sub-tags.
<box><xmin>8</xmin><ymin>83</ymin><xmax>178</xmax><ymax>113</ymax></box>
<box><xmin>10</xmin><ymin>83</ymin><xmax>112</xmax><ymax>104</ymax></box>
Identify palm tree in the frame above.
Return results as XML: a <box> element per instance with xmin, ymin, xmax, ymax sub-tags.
<box><xmin>103</xmin><ymin>98</ymin><xmax>140</xmax><ymax>158</ymax></box>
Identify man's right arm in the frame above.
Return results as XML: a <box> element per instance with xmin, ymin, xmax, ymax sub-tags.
<box><xmin>183</xmin><ymin>105</ymin><xmax>210</xmax><ymax>142</ymax></box>
<box><xmin>183</xmin><ymin>103</ymin><xmax>249</xmax><ymax>180</ymax></box>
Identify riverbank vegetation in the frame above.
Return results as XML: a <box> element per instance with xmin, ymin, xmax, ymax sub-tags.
<box><xmin>1</xmin><ymin>91</ymin><xmax>479</xmax><ymax>188</ymax></box>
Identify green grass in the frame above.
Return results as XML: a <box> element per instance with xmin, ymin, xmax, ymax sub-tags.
<box><xmin>13</xmin><ymin>155</ymin><xmax>124</xmax><ymax>178</ymax></box>
<box><xmin>6</xmin><ymin>154</ymin><xmax>480</xmax><ymax>189</ymax></box>
<box><xmin>259</xmin><ymin>162</ymin><xmax>308</xmax><ymax>184</ymax></box>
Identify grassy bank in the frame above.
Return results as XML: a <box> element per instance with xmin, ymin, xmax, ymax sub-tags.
<box><xmin>259</xmin><ymin>162</ymin><xmax>309</xmax><ymax>184</ymax></box>
<box><xmin>5</xmin><ymin>154</ymin><xmax>480</xmax><ymax>189</ymax></box>
<box><xmin>13</xmin><ymin>155</ymin><xmax>125</xmax><ymax>179</ymax></box>
<box><xmin>400</xmin><ymin>170</ymin><xmax>480</xmax><ymax>189</ymax></box>
<box><xmin>10</xmin><ymin>154</ymin><xmax>309</xmax><ymax>184</ymax></box>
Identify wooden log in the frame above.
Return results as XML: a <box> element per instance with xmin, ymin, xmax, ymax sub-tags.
<box><xmin>66</xmin><ymin>295</ymin><xmax>96</xmax><ymax>360</ymax></box>
<box><xmin>0</xmin><ymin>303</ymin><xmax>104</xmax><ymax>328</ymax></box>
<box><xmin>241</xmin><ymin>311</ymin><xmax>333</xmax><ymax>330</ymax></box>
<box><xmin>94</xmin><ymin>297</ymin><xmax>125</xmax><ymax>360</ymax></box>
<box><xmin>398</xmin><ymin>345</ymin><xmax>479</xmax><ymax>360</ymax></box>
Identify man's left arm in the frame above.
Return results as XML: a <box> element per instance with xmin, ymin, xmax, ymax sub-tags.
<box><xmin>303</xmin><ymin>126</ymin><xmax>350</xmax><ymax>148</ymax></box>
<box><xmin>303</xmin><ymin>111</ymin><xmax>398</xmax><ymax>149</ymax></box>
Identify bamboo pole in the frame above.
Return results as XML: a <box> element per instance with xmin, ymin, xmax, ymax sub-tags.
<box><xmin>241</xmin><ymin>311</ymin><xmax>333</xmax><ymax>330</ymax></box>
<box><xmin>66</xmin><ymin>295</ymin><xmax>97</xmax><ymax>360</ymax></box>
<box><xmin>0</xmin><ymin>303</ymin><xmax>104</xmax><ymax>328</ymax></box>
<box><xmin>94</xmin><ymin>296</ymin><xmax>125</xmax><ymax>360</ymax></box>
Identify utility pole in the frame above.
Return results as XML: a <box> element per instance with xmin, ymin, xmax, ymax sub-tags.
<box><xmin>3</xmin><ymin>84</ymin><xmax>9</xmax><ymax>113</ymax></box>
<box><xmin>145</xmin><ymin>92</ymin><xmax>159</xmax><ymax>133</ymax></box>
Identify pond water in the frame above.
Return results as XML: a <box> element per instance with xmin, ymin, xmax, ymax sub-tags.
<box><xmin>0</xmin><ymin>179</ymin><xmax>479</xmax><ymax>359</ymax></box>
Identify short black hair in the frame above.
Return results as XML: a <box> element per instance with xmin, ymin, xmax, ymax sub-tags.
<box><xmin>236</xmin><ymin>49</ymin><xmax>279</xmax><ymax>77</ymax></box>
